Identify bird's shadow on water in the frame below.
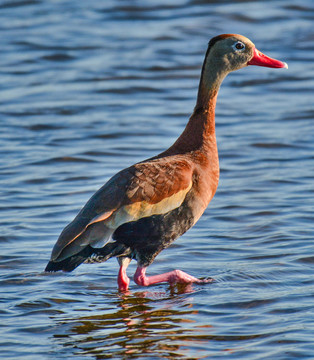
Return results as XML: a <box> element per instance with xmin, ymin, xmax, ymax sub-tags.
<box><xmin>50</xmin><ymin>284</ymin><xmax>210</xmax><ymax>359</ymax></box>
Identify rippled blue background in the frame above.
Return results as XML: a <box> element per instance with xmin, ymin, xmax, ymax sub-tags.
<box><xmin>1</xmin><ymin>0</ymin><xmax>314</xmax><ymax>359</ymax></box>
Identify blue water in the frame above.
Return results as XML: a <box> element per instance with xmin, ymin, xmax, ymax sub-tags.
<box><xmin>1</xmin><ymin>0</ymin><xmax>314</xmax><ymax>359</ymax></box>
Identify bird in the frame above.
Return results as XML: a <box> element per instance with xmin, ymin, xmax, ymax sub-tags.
<box><xmin>45</xmin><ymin>34</ymin><xmax>287</xmax><ymax>291</ymax></box>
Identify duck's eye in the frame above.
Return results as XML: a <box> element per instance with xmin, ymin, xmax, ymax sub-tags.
<box><xmin>233</xmin><ymin>41</ymin><xmax>245</xmax><ymax>51</ymax></box>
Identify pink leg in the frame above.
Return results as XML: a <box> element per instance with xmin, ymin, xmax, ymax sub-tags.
<box><xmin>134</xmin><ymin>266</ymin><xmax>213</xmax><ymax>287</ymax></box>
<box><xmin>117</xmin><ymin>258</ymin><xmax>131</xmax><ymax>292</ymax></box>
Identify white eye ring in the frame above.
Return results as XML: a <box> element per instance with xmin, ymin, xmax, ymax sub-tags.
<box><xmin>232</xmin><ymin>41</ymin><xmax>245</xmax><ymax>52</ymax></box>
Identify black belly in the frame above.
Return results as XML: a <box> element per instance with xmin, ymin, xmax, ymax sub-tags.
<box><xmin>112</xmin><ymin>202</ymin><xmax>194</xmax><ymax>267</ymax></box>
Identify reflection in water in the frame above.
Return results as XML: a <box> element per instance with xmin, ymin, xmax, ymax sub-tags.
<box><xmin>51</xmin><ymin>283</ymin><xmax>267</xmax><ymax>359</ymax></box>
<box><xmin>52</xmin><ymin>287</ymin><xmax>210</xmax><ymax>359</ymax></box>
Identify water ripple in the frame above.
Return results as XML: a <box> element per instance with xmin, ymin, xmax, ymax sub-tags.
<box><xmin>1</xmin><ymin>0</ymin><xmax>314</xmax><ymax>359</ymax></box>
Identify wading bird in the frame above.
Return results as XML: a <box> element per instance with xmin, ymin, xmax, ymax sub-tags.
<box><xmin>45</xmin><ymin>34</ymin><xmax>287</xmax><ymax>291</ymax></box>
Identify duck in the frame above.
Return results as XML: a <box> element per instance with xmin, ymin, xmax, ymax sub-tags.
<box><xmin>45</xmin><ymin>34</ymin><xmax>287</xmax><ymax>291</ymax></box>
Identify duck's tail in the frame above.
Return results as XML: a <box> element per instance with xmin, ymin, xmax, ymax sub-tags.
<box><xmin>45</xmin><ymin>242</ymin><xmax>131</xmax><ymax>272</ymax></box>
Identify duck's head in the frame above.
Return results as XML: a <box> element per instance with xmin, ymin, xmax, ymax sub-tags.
<box><xmin>197</xmin><ymin>34</ymin><xmax>287</xmax><ymax>100</ymax></box>
<box><xmin>206</xmin><ymin>34</ymin><xmax>288</xmax><ymax>72</ymax></box>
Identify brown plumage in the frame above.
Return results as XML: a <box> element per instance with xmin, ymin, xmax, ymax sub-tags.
<box><xmin>45</xmin><ymin>34</ymin><xmax>287</xmax><ymax>291</ymax></box>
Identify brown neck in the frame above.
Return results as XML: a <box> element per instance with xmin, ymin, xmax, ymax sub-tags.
<box><xmin>173</xmin><ymin>91</ymin><xmax>218</xmax><ymax>151</ymax></box>
<box><xmin>165</xmin><ymin>54</ymin><xmax>227</xmax><ymax>154</ymax></box>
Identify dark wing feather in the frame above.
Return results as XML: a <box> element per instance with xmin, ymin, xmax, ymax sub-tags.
<box><xmin>50</xmin><ymin>167</ymin><xmax>133</xmax><ymax>261</ymax></box>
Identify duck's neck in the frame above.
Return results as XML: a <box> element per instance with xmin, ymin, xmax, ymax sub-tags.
<box><xmin>167</xmin><ymin>56</ymin><xmax>227</xmax><ymax>154</ymax></box>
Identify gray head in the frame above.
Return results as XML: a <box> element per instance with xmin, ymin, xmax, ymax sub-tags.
<box><xmin>206</xmin><ymin>33</ymin><xmax>287</xmax><ymax>72</ymax></box>
<box><xmin>198</xmin><ymin>34</ymin><xmax>287</xmax><ymax>98</ymax></box>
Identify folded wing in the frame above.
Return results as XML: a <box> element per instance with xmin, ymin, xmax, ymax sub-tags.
<box><xmin>50</xmin><ymin>157</ymin><xmax>194</xmax><ymax>263</ymax></box>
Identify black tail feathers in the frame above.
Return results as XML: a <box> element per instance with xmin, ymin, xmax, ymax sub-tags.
<box><xmin>45</xmin><ymin>242</ymin><xmax>130</xmax><ymax>273</ymax></box>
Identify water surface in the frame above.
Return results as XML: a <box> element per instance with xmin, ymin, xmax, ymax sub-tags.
<box><xmin>1</xmin><ymin>0</ymin><xmax>314</xmax><ymax>359</ymax></box>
